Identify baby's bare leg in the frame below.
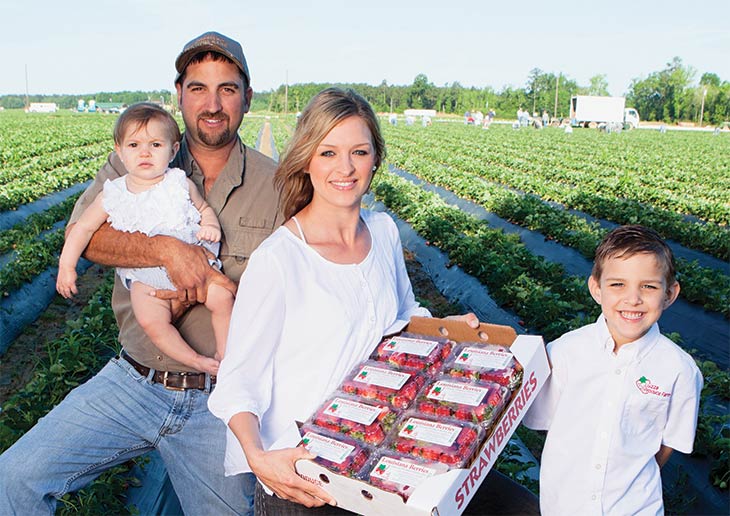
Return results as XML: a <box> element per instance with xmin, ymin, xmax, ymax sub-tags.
<box><xmin>205</xmin><ymin>283</ymin><xmax>234</xmax><ymax>361</ymax></box>
<box><xmin>130</xmin><ymin>282</ymin><xmax>220</xmax><ymax>375</ymax></box>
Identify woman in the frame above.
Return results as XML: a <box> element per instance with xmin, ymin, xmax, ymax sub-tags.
<box><xmin>208</xmin><ymin>88</ymin><xmax>476</xmax><ymax>513</ymax></box>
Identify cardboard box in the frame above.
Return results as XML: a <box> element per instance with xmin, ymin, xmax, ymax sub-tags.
<box><xmin>291</xmin><ymin>316</ymin><xmax>550</xmax><ymax>516</ymax></box>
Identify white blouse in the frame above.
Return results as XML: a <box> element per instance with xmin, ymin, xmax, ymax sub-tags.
<box><xmin>208</xmin><ymin>209</ymin><xmax>430</xmax><ymax>475</ymax></box>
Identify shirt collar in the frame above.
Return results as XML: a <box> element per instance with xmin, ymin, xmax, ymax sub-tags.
<box><xmin>594</xmin><ymin>315</ymin><xmax>660</xmax><ymax>363</ymax></box>
<box><xmin>175</xmin><ymin>134</ymin><xmax>246</xmax><ymax>210</ymax></box>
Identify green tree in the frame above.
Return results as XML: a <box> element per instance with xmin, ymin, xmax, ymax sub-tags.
<box><xmin>587</xmin><ymin>74</ymin><xmax>610</xmax><ymax>96</ymax></box>
<box><xmin>408</xmin><ymin>74</ymin><xmax>437</xmax><ymax>109</ymax></box>
<box><xmin>627</xmin><ymin>57</ymin><xmax>695</xmax><ymax>122</ymax></box>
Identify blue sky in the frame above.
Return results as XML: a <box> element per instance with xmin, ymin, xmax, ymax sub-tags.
<box><xmin>2</xmin><ymin>0</ymin><xmax>728</xmax><ymax>96</ymax></box>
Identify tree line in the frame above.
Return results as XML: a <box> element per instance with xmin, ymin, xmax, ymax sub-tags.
<box><xmin>2</xmin><ymin>57</ymin><xmax>727</xmax><ymax>125</ymax></box>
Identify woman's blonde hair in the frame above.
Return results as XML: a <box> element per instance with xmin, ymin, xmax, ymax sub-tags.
<box><xmin>274</xmin><ymin>88</ymin><xmax>386</xmax><ymax>220</ymax></box>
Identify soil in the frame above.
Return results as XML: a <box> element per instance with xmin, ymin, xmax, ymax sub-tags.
<box><xmin>0</xmin><ymin>256</ymin><xmax>458</xmax><ymax>406</ymax></box>
<box><xmin>0</xmin><ymin>264</ymin><xmax>108</xmax><ymax>404</ymax></box>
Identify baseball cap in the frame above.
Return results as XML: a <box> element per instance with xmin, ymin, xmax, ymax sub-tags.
<box><xmin>175</xmin><ymin>31</ymin><xmax>250</xmax><ymax>86</ymax></box>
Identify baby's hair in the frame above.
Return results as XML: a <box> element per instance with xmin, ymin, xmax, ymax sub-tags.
<box><xmin>592</xmin><ymin>225</ymin><xmax>676</xmax><ymax>287</ymax></box>
<box><xmin>114</xmin><ymin>102</ymin><xmax>181</xmax><ymax>146</ymax></box>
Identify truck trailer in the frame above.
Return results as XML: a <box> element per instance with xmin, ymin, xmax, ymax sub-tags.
<box><xmin>570</xmin><ymin>95</ymin><xmax>640</xmax><ymax>129</ymax></box>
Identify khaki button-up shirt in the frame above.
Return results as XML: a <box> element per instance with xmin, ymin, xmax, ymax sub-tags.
<box><xmin>69</xmin><ymin>135</ymin><xmax>284</xmax><ymax>371</ymax></box>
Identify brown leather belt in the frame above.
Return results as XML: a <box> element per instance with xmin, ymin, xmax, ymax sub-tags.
<box><xmin>120</xmin><ymin>351</ymin><xmax>215</xmax><ymax>391</ymax></box>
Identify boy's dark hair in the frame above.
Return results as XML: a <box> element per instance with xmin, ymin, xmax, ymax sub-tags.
<box><xmin>114</xmin><ymin>102</ymin><xmax>181</xmax><ymax>146</ymax></box>
<box><xmin>592</xmin><ymin>225</ymin><xmax>676</xmax><ymax>286</ymax></box>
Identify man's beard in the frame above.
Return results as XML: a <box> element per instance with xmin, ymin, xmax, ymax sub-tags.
<box><xmin>197</xmin><ymin>125</ymin><xmax>232</xmax><ymax>147</ymax></box>
<box><xmin>196</xmin><ymin>114</ymin><xmax>232</xmax><ymax>147</ymax></box>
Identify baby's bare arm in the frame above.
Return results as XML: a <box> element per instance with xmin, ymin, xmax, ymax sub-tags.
<box><xmin>187</xmin><ymin>178</ymin><xmax>221</xmax><ymax>242</ymax></box>
<box><xmin>57</xmin><ymin>193</ymin><xmax>109</xmax><ymax>298</ymax></box>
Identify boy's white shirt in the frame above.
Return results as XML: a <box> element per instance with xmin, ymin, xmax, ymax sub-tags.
<box><xmin>523</xmin><ymin>316</ymin><xmax>703</xmax><ymax>516</ymax></box>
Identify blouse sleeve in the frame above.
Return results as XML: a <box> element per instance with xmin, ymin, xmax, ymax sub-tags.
<box><xmin>207</xmin><ymin>245</ymin><xmax>286</xmax><ymax>425</ymax></box>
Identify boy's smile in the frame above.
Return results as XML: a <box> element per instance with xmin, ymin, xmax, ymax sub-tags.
<box><xmin>588</xmin><ymin>252</ymin><xmax>680</xmax><ymax>351</ymax></box>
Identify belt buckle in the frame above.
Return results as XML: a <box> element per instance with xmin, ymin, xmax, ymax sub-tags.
<box><xmin>162</xmin><ymin>371</ymin><xmax>186</xmax><ymax>391</ymax></box>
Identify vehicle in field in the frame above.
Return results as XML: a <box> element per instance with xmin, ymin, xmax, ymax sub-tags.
<box><xmin>570</xmin><ymin>95</ymin><xmax>640</xmax><ymax>129</ymax></box>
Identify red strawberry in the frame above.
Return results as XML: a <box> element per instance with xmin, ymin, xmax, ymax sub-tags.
<box><xmin>454</xmin><ymin>407</ymin><xmax>472</xmax><ymax>421</ymax></box>
<box><xmin>435</xmin><ymin>405</ymin><xmax>451</xmax><ymax>418</ymax></box>
<box><xmin>421</xmin><ymin>447</ymin><xmax>440</xmax><ymax>461</ymax></box>
<box><xmin>418</xmin><ymin>402</ymin><xmax>435</xmax><ymax>414</ymax></box>
<box><xmin>487</xmin><ymin>390</ymin><xmax>503</xmax><ymax>407</ymax></box>
<box><xmin>395</xmin><ymin>441</ymin><xmax>414</xmax><ymax>454</ymax></box>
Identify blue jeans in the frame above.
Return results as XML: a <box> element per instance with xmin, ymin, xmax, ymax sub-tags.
<box><xmin>0</xmin><ymin>356</ymin><xmax>256</xmax><ymax>515</ymax></box>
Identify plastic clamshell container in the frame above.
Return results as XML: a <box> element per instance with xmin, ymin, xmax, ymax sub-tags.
<box><xmin>365</xmin><ymin>451</ymin><xmax>451</xmax><ymax>501</ymax></box>
<box><xmin>339</xmin><ymin>360</ymin><xmax>427</xmax><ymax>409</ymax></box>
<box><xmin>369</xmin><ymin>332</ymin><xmax>454</xmax><ymax>375</ymax></box>
<box><xmin>297</xmin><ymin>424</ymin><xmax>372</xmax><ymax>478</ymax></box>
<box><xmin>415</xmin><ymin>376</ymin><xmax>510</xmax><ymax>430</ymax></box>
<box><xmin>386</xmin><ymin>412</ymin><xmax>483</xmax><ymax>467</ymax></box>
<box><xmin>443</xmin><ymin>342</ymin><xmax>523</xmax><ymax>389</ymax></box>
<box><xmin>308</xmin><ymin>394</ymin><xmax>400</xmax><ymax>446</ymax></box>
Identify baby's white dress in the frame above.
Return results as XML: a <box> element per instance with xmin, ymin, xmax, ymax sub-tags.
<box><xmin>103</xmin><ymin>167</ymin><xmax>219</xmax><ymax>290</ymax></box>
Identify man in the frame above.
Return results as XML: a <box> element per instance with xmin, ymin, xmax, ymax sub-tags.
<box><xmin>0</xmin><ymin>31</ymin><xmax>282</xmax><ymax>515</ymax></box>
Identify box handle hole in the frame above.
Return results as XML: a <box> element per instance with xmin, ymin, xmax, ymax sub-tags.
<box><xmin>361</xmin><ymin>490</ymin><xmax>373</xmax><ymax>500</ymax></box>
<box><xmin>319</xmin><ymin>473</ymin><xmax>330</xmax><ymax>484</ymax></box>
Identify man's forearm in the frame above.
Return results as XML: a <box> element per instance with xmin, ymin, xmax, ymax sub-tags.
<box><xmin>78</xmin><ymin>222</ymin><xmax>174</xmax><ymax>269</ymax></box>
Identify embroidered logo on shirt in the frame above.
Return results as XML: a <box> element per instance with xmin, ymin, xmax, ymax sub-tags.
<box><xmin>635</xmin><ymin>376</ymin><xmax>671</xmax><ymax>397</ymax></box>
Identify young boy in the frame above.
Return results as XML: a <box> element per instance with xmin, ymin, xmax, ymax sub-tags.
<box><xmin>523</xmin><ymin>225</ymin><xmax>703</xmax><ymax>516</ymax></box>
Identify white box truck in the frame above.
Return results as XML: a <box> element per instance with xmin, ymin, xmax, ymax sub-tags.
<box><xmin>570</xmin><ymin>95</ymin><xmax>640</xmax><ymax>129</ymax></box>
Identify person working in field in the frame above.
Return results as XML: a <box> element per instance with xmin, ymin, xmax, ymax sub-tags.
<box><xmin>57</xmin><ymin>102</ymin><xmax>231</xmax><ymax>376</ymax></box>
<box><xmin>0</xmin><ymin>31</ymin><xmax>282</xmax><ymax>515</ymax></box>
<box><xmin>523</xmin><ymin>225</ymin><xmax>703</xmax><ymax>516</ymax></box>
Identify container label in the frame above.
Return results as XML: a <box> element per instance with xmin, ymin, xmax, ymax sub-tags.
<box><xmin>456</xmin><ymin>346</ymin><xmax>512</xmax><ymax>369</ymax></box>
<box><xmin>398</xmin><ymin>417</ymin><xmax>460</xmax><ymax>446</ymax></box>
<box><xmin>301</xmin><ymin>431</ymin><xmax>354</xmax><ymax>464</ymax></box>
<box><xmin>325</xmin><ymin>397</ymin><xmax>381</xmax><ymax>425</ymax></box>
<box><xmin>427</xmin><ymin>380</ymin><xmax>488</xmax><ymax>406</ymax></box>
<box><xmin>370</xmin><ymin>455</ymin><xmax>440</xmax><ymax>485</ymax></box>
<box><xmin>382</xmin><ymin>336</ymin><xmax>438</xmax><ymax>357</ymax></box>
<box><xmin>353</xmin><ymin>365</ymin><xmax>410</xmax><ymax>390</ymax></box>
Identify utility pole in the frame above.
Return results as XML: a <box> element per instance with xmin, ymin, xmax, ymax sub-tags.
<box><xmin>24</xmin><ymin>64</ymin><xmax>29</xmax><ymax>110</ymax></box>
<box><xmin>698</xmin><ymin>87</ymin><xmax>707</xmax><ymax>127</ymax></box>
<box><xmin>554</xmin><ymin>74</ymin><xmax>560</xmax><ymax>119</ymax></box>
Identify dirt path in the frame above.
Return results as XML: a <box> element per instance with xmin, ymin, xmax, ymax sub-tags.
<box><xmin>258</xmin><ymin>120</ymin><xmax>275</xmax><ymax>159</ymax></box>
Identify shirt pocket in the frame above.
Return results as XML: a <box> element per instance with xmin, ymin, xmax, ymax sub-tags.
<box><xmin>621</xmin><ymin>394</ymin><xmax>669</xmax><ymax>436</ymax></box>
<box><xmin>220</xmin><ymin>218</ymin><xmax>274</xmax><ymax>281</ymax></box>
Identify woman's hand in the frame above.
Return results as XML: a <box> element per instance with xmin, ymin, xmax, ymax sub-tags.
<box><xmin>445</xmin><ymin>312</ymin><xmax>480</xmax><ymax>328</ymax></box>
<box><xmin>246</xmin><ymin>446</ymin><xmax>337</xmax><ymax>508</ymax></box>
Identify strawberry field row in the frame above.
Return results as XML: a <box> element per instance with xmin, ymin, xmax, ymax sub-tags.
<box><xmin>382</xmin><ymin>138</ymin><xmax>729</xmax><ymax>317</ymax></box>
<box><xmin>399</xmin><ymin>124</ymin><xmax>729</xmax><ymax>225</ymax></box>
<box><xmin>0</xmin><ymin>112</ymin><xmax>114</xmax><ymax>165</ymax></box>
<box><xmin>383</xmin><ymin>124</ymin><xmax>729</xmax><ymax>259</ymax></box>
<box><xmin>0</xmin><ymin>155</ymin><xmax>106</xmax><ymax>211</ymax></box>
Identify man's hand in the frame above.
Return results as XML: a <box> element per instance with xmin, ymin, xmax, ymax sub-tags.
<box><xmin>154</xmin><ymin>240</ymin><xmax>236</xmax><ymax>306</ymax></box>
<box><xmin>445</xmin><ymin>312</ymin><xmax>480</xmax><ymax>328</ymax></box>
